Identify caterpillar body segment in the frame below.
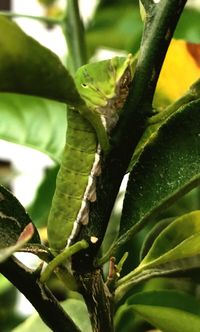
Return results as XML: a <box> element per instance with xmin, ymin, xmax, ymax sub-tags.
<box><xmin>47</xmin><ymin>55</ymin><xmax>136</xmax><ymax>254</ymax></box>
<box><xmin>47</xmin><ymin>108</ymin><xmax>99</xmax><ymax>252</ymax></box>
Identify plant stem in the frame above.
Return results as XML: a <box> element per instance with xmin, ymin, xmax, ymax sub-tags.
<box><xmin>76</xmin><ymin>0</ymin><xmax>188</xmax><ymax>265</ymax></box>
<box><xmin>115</xmin><ymin>267</ymin><xmax>174</xmax><ymax>303</ymax></box>
<box><xmin>149</xmin><ymin>79</ymin><xmax>200</xmax><ymax>125</ymax></box>
<box><xmin>0</xmin><ymin>11</ymin><xmax>61</xmax><ymax>24</ymax></box>
<box><xmin>40</xmin><ymin>240</ymin><xmax>88</xmax><ymax>283</ymax></box>
<box><xmin>0</xmin><ymin>257</ymin><xmax>81</xmax><ymax>332</ymax></box>
<box><xmin>115</xmin><ymin>262</ymin><xmax>200</xmax><ymax>302</ymax></box>
<box><xmin>98</xmin><ymin>222</ymin><xmax>144</xmax><ymax>266</ymax></box>
<box><xmin>62</xmin><ymin>0</ymin><xmax>87</xmax><ymax>74</ymax></box>
<box><xmin>75</xmin><ymin>269</ymin><xmax>114</xmax><ymax>332</ymax></box>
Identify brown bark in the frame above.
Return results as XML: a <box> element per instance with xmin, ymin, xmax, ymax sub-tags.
<box><xmin>76</xmin><ymin>268</ymin><xmax>114</xmax><ymax>332</ymax></box>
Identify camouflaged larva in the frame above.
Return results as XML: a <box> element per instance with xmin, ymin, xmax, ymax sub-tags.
<box><xmin>47</xmin><ymin>109</ymin><xmax>99</xmax><ymax>252</ymax></box>
<box><xmin>47</xmin><ymin>55</ymin><xmax>135</xmax><ymax>253</ymax></box>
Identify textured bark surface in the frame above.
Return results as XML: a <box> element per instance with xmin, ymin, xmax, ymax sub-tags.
<box><xmin>76</xmin><ymin>269</ymin><xmax>114</xmax><ymax>332</ymax></box>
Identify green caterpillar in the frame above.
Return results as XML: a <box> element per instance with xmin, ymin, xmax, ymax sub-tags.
<box><xmin>47</xmin><ymin>55</ymin><xmax>135</xmax><ymax>253</ymax></box>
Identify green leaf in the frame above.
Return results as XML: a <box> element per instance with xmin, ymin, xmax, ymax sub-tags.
<box><xmin>86</xmin><ymin>4</ymin><xmax>142</xmax><ymax>56</ymax></box>
<box><xmin>0</xmin><ymin>185</ymin><xmax>40</xmax><ymax>250</ymax></box>
<box><xmin>114</xmin><ymin>302</ymin><xmax>146</xmax><ymax>332</ymax></box>
<box><xmin>0</xmin><ymin>16</ymin><xmax>82</xmax><ymax>105</ymax></box>
<box><xmin>0</xmin><ymin>93</ymin><xmax>66</xmax><ymax>161</ymax></box>
<box><xmin>13</xmin><ymin>299</ymin><xmax>92</xmax><ymax>332</ymax></box>
<box><xmin>0</xmin><ymin>223</ymin><xmax>36</xmax><ymax>263</ymax></box>
<box><xmin>129</xmin><ymin>121</ymin><xmax>160</xmax><ymax>168</ymax></box>
<box><xmin>116</xmin><ymin>212</ymin><xmax>200</xmax><ymax>301</ymax></box>
<box><xmin>174</xmin><ymin>7</ymin><xmax>200</xmax><ymax>43</ymax></box>
<box><xmin>163</xmin><ymin>186</ymin><xmax>200</xmax><ymax>218</ymax></box>
<box><xmin>139</xmin><ymin>217</ymin><xmax>174</xmax><ymax>261</ymax></box>
<box><xmin>62</xmin><ymin>299</ymin><xmax>92</xmax><ymax>332</ymax></box>
<box><xmin>12</xmin><ymin>314</ymin><xmax>51</xmax><ymax>332</ymax></box>
<box><xmin>119</xmin><ymin>99</ymin><xmax>200</xmax><ymax>240</ymax></box>
<box><xmin>0</xmin><ymin>274</ymin><xmax>19</xmax><ymax>331</ymax></box>
<box><xmin>139</xmin><ymin>211</ymin><xmax>200</xmax><ymax>270</ymax></box>
<box><xmin>28</xmin><ymin>166</ymin><xmax>59</xmax><ymax>228</ymax></box>
<box><xmin>127</xmin><ymin>290</ymin><xmax>200</xmax><ymax>332</ymax></box>
<box><xmin>130</xmin><ymin>77</ymin><xmax>200</xmax><ymax>170</ymax></box>
<box><xmin>0</xmin><ymin>274</ymin><xmax>12</xmax><ymax>294</ymax></box>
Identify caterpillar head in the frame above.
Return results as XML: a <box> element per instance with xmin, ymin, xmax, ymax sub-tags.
<box><xmin>74</xmin><ymin>54</ymin><xmax>136</xmax><ymax>150</ymax></box>
<box><xmin>75</xmin><ymin>54</ymin><xmax>135</xmax><ymax>114</ymax></box>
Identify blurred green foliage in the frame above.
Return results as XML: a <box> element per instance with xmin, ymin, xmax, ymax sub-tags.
<box><xmin>0</xmin><ymin>275</ymin><xmax>24</xmax><ymax>331</ymax></box>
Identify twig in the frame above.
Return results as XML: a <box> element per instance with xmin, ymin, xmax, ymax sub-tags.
<box><xmin>0</xmin><ymin>11</ymin><xmax>61</xmax><ymax>25</ymax></box>
<box><xmin>0</xmin><ymin>257</ymin><xmax>81</xmax><ymax>332</ymax></box>
<box><xmin>62</xmin><ymin>0</ymin><xmax>87</xmax><ymax>74</ymax></box>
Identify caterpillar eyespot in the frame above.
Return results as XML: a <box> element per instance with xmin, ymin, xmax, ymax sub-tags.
<box><xmin>47</xmin><ymin>54</ymin><xmax>136</xmax><ymax>253</ymax></box>
<box><xmin>81</xmin><ymin>83</ymin><xmax>88</xmax><ymax>88</ymax></box>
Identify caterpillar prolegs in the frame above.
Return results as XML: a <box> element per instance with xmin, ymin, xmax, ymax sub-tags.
<box><xmin>47</xmin><ymin>55</ymin><xmax>135</xmax><ymax>253</ymax></box>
